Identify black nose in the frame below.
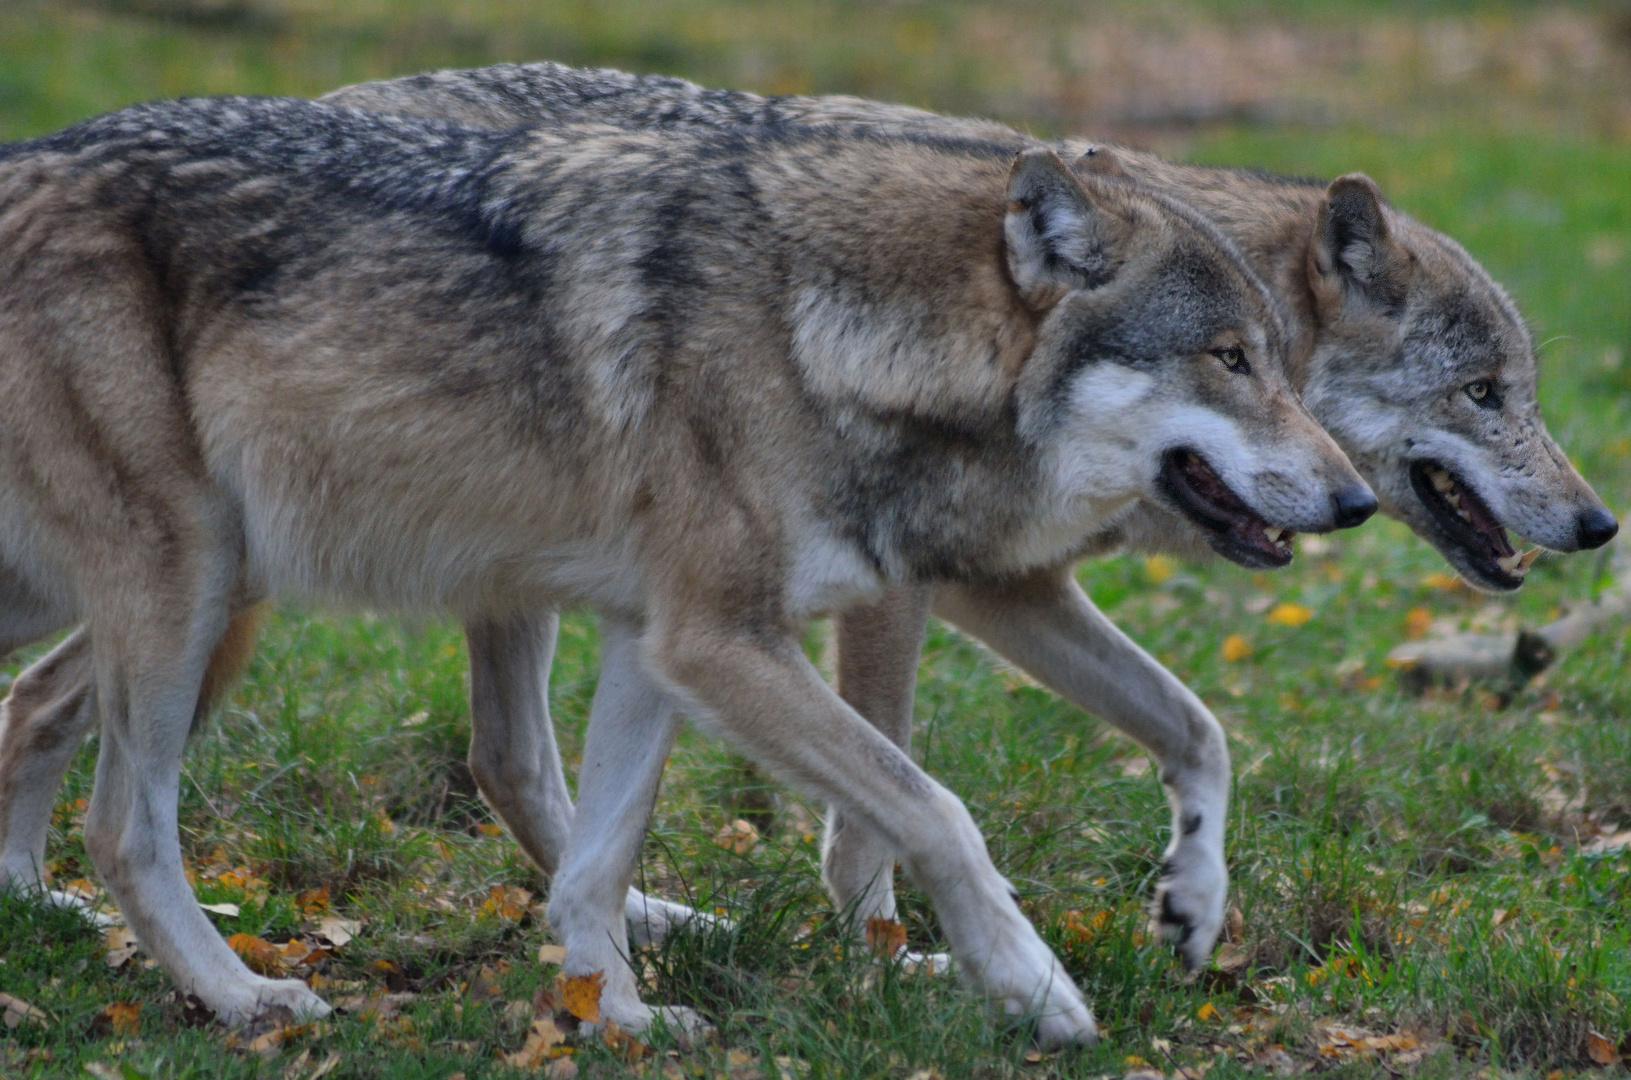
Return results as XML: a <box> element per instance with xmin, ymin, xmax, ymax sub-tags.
<box><xmin>1575</xmin><ymin>506</ymin><xmax>1619</xmax><ymax>550</ymax></box>
<box><xmin>1330</xmin><ymin>483</ymin><xmax>1378</xmax><ymax>530</ymax></box>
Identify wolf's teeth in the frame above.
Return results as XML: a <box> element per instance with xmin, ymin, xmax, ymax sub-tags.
<box><xmin>1446</xmin><ymin>493</ymin><xmax>1461</xmax><ymax>508</ymax></box>
<box><xmin>1519</xmin><ymin>548</ymin><xmax>1540</xmax><ymax>571</ymax></box>
<box><xmin>1264</xmin><ymin>526</ymin><xmax>1284</xmax><ymax>543</ymax></box>
<box><xmin>1429</xmin><ymin>467</ymin><xmax>1455</xmax><ymax>493</ymax></box>
<box><xmin>1457</xmin><ymin>508</ymin><xmax>1472</xmax><ymax>523</ymax></box>
<box><xmin>1496</xmin><ymin>553</ymin><xmax>1521</xmax><ymax>573</ymax></box>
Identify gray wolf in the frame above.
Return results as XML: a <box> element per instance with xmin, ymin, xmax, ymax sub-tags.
<box><xmin>321</xmin><ymin>63</ymin><xmax>1615</xmax><ymax>960</ymax></box>
<box><xmin>0</xmin><ymin>95</ymin><xmax>1363</xmax><ymax>1042</ymax></box>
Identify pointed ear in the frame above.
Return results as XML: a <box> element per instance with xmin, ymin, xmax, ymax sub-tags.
<box><xmin>1072</xmin><ymin>144</ymin><xmax>1126</xmax><ymax>179</ymax></box>
<box><xmin>1006</xmin><ymin>148</ymin><xmax>1121</xmax><ymax>308</ymax></box>
<box><xmin>1309</xmin><ymin>173</ymin><xmax>1411</xmax><ymax>315</ymax></box>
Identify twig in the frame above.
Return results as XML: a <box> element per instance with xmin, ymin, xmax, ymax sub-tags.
<box><xmin>1387</xmin><ymin>520</ymin><xmax>1631</xmax><ymax>693</ymax></box>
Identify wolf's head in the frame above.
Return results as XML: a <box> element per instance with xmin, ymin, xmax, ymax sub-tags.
<box><xmin>1007</xmin><ymin>149</ymin><xmax>1375</xmax><ymax>570</ymax></box>
<box><xmin>1299</xmin><ymin>174</ymin><xmax>1616</xmax><ymax>591</ymax></box>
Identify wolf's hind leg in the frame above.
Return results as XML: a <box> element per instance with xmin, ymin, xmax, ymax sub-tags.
<box><xmin>82</xmin><ymin>552</ymin><xmax>325</xmax><ymax>1026</ymax></box>
<box><xmin>0</xmin><ymin>628</ymin><xmax>103</xmax><ymax>914</ymax></box>
<box><xmin>544</xmin><ymin>616</ymin><xmax>704</xmax><ymax>1039</ymax></box>
<box><xmin>933</xmin><ymin>569</ymin><xmax>1230</xmax><ymax>970</ymax></box>
<box><xmin>464</xmin><ymin>612</ymin><xmax>711</xmax><ymax>946</ymax></box>
<box><xmin>647</xmin><ymin>607</ymin><xmax>1095</xmax><ymax>1049</ymax></box>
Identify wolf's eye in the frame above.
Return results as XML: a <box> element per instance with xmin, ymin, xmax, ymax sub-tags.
<box><xmin>1464</xmin><ymin>380</ymin><xmax>1500</xmax><ymax>408</ymax></box>
<box><xmin>1211</xmin><ymin>345</ymin><xmax>1250</xmax><ymax>375</ymax></box>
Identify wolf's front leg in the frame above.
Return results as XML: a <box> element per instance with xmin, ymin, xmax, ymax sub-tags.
<box><xmin>646</xmin><ymin>605</ymin><xmax>1096</xmax><ymax>1049</ymax></box>
<box><xmin>933</xmin><ymin>568</ymin><xmax>1230</xmax><ymax>970</ymax></box>
<box><xmin>463</xmin><ymin>612</ymin><xmax>715</xmax><ymax>947</ymax></box>
<box><xmin>544</xmin><ymin>616</ymin><xmax>705</xmax><ymax>1038</ymax></box>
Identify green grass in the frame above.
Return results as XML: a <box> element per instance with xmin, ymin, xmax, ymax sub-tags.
<box><xmin>3</xmin><ymin>2</ymin><xmax>1631</xmax><ymax>1078</ymax></box>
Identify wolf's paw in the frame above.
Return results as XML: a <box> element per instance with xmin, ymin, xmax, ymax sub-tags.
<box><xmin>974</xmin><ymin>923</ymin><xmax>1096</xmax><ymax>1049</ymax></box>
<box><xmin>1152</xmin><ymin>847</ymin><xmax>1227</xmax><ymax>971</ymax></box>
<box><xmin>624</xmin><ymin>890</ymin><xmax>728</xmax><ymax>947</ymax></box>
<box><xmin>214</xmin><ymin>978</ymin><xmax>330</xmax><ymax>1028</ymax></box>
<box><xmin>897</xmin><ymin>949</ymin><xmax>953</xmax><ymax>976</ymax></box>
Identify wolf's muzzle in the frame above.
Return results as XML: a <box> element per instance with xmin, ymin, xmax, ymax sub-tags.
<box><xmin>1575</xmin><ymin>507</ymin><xmax>1619</xmax><ymax>551</ymax></box>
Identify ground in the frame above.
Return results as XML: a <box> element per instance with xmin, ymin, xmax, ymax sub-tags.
<box><xmin>0</xmin><ymin>2</ymin><xmax>1629</xmax><ymax>1078</ymax></box>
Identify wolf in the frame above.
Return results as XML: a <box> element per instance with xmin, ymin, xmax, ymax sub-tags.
<box><xmin>1</xmin><ymin>64</ymin><xmax>1614</xmax><ymax>1019</ymax></box>
<box><xmin>0</xmin><ymin>95</ymin><xmax>1365</xmax><ymax>1040</ymax></box>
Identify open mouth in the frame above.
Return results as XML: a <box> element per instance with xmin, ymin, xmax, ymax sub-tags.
<box><xmin>1409</xmin><ymin>460</ymin><xmax>1537</xmax><ymax>589</ymax></box>
<box><xmin>1158</xmin><ymin>448</ymin><xmax>1294</xmax><ymax>569</ymax></box>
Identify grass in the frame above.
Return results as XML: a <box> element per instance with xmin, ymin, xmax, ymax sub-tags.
<box><xmin>2</xmin><ymin>2</ymin><xmax>1631</xmax><ymax>1078</ymax></box>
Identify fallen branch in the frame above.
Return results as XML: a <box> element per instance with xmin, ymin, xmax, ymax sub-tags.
<box><xmin>1387</xmin><ymin>523</ymin><xmax>1631</xmax><ymax>693</ymax></box>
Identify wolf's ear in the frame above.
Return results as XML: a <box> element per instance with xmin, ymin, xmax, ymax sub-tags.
<box><xmin>1072</xmin><ymin>145</ymin><xmax>1127</xmax><ymax>179</ymax></box>
<box><xmin>1309</xmin><ymin>173</ymin><xmax>1411</xmax><ymax>315</ymax></box>
<box><xmin>1006</xmin><ymin>148</ymin><xmax>1121</xmax><ymax>308</ymax></box>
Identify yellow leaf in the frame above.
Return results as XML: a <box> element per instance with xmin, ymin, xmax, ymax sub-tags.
<box><xmin>1404</xmin><ymin>607</ymin><xmax>1433</xmax><ymax>639</ymax></box>
<box><xmin>477</xmin><ymin>822</ymin><xmax>504</xmax><ymax>837</ymax></box>
<box><xmin>865</xmin><ymin>917</ymin><xmax>908</xmax><ymax>958</ymax></box>
<box><xmin>537</xmin><ymin>944</ymin><xmax>567</xmax><ymax>965</ymax></box>
<box><xmin>1265</xmin><ymin>602</ymin><xmax>1314</xmax><ymax>627</ymax></box>
<box><xmin>1143</xmin><ymin>555</ymin><xmax>1176</xmax><ymax>585</ymax></box>
<box><xmin>480</xmin><ymin>884</ymin><xmax>533</xmax><ymax>921</ymax></box>
<box><xmin>103</xmin><ymin>926</ymin><xmax>139</xmax><ymax>970</ymax></box>
<box><xmin>556</xmin><ymin>971</ymin><xmax>605</xmax><ymax>1023</ymax></box>
<box><xmin>227</xmin><ymin>932</ymin><xmax>283</xmax><ymax>975</ymax></box>
<box><xmin>503</xmin><ymin>1016</ymin><xmax>566</xmax><ymax>1069</ymax></box>
<box><xmin>1196</xmin><ymin>1001</ymin><xmax>1220</xmax><ymax>1021</ymax></box>
<box><xmin>297</xmin><ymin>885</ymin><xmax>331</xmax><ymax>914</ymax></box>
<box><xmin>100</xmin><ymin>1001</ymin><xmax>141</xmax><ymax>1036</ymax></box>
<box><xmin>1221</xmin><ymin>634</ymin><xmax>1253</xmax><ymax>662</ymax></box>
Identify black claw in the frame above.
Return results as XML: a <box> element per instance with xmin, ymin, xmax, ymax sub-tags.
<box><xmin>1158</xmin><ymin>891</ymin><xmax>1195</xmax><ymax>946</ymax></box>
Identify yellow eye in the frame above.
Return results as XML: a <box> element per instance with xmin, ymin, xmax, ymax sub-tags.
<box><xmin>1465</xmin><ymin>380</ymin><xmax>1491</xmax><ymax>402</ymax></box>
<box><xmin>1212</xmin><ymin>346</ymin><xmax>1250</xmax><ymax>374</ymax></box>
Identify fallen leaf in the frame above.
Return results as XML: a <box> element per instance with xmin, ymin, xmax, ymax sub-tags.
<box><xmin>1586</xmin><ymin>1030</ymin><xmax>1619</xmax><ymax>1066</ymax></box>
<box><xmin>466</xmin><ymin>963</ymin><xmax>507</xmax><ymax>1003</ymax></box>
<box><xmin>477</xmin><ymin>822</ymin><xmax>505</xmax><ymax>836</ymax></box>
<box><xmin>103</xmin><ymin>926</ymin><xmax>140</xmax><ymax>970</ymax></box>
<box><xmin>538</xmin><ymin>944</ymin><xmax>567</xmax><ymax>965</ymax></box>
<box><xmin>865</xmin><ymin>917</ymin><xmax>907</xmax><ymax>958</ymax></box>
<box><xmin>502</xmin><ymin>1015</ymin><xmax>566</xmax><ymax>1068</ymax></box>
<box><xmin>1144</xmin><ymin>555</ymin><xmax>1177</xmax><ymax>584</ymax></box>
<box><xmin>602</xmin><ymin>1019</ymin><xmax>650</xmax><ymax>1063</ymax></box>
<box><xmin>296</xmin><ymin>885</ymin><xmax>330</xmax><ymax>915</ymax></box>
<box><xmin>199</xmin><ymin>901</ymin><xmax>242</xmax><ymax>917</ymax></box>
<box><xmin>557</xmin><ymin>970</ymin><xmax>605</xmax><ymax>1023</ymax></box>
<box><xmin>1405</xmin><ymin>607</ymin><xmax>1433</xmax><ymax>639</ymax></box>
<box><xmin>1214</xmin><ymin>942</ymin><xmax>1250</xmax><ymax>973</ymax></box>
<box><xmin>480</xmin><ymin>884</ymin><xmax>534</xmax><ymax>921</ymax></box>
<box><xmin>99</xmin><ymin>1001</ymin><xmax>141</xmax><ymax>1037</ymax></box>
<box><xmin>712</xmin><ymin>818</ymin><xmax>760</xmax><ymax>855</ymax></box>
<box><xmin>315</xmin><ymin>916</ymin><xmax>361</xmax><ymax>948</ymax></box>
<box><xmin>1265</xmin><ymin>602</ymin><xmax>1313</xmax><ymax>627</ymax></box>
<box><xmin>0</xmin><ymin>992</ymin><xmax>47</xmax><ymax>1030</ymax></box>
<box><xmin>1221</xmin><ymin>634</ymin><xmax>1253</xmax><ymax>661</ymax></box>
<box><xmin>1196</xmin><ymin>1000</ymin><xmax>1220</xmax><ymax>1021</ymax></box>
<box><xmin>371</xmin><ymin>958</ymin><xmax>409</xmax><ymax>993</ymax></box>
<box><xmin>227</xmin><ymin>932</ymin><xmax>283</xmax><ymax>976</ymax></box>
<box><xmin>547</xmin><ymin>1058</ymin><xmax>580</xmax><ymax>1079</ymax></box>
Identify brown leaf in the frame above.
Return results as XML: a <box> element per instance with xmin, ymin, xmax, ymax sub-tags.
<box><xmin>297</xmin><ymin>885</ymin><xmax>331</xmax><ymax>915</ymax></box>
<box><xmin>103</xmin><ymin>926</ymin><xmax>140</xmax><ymax>970</ymax></box>
<box><xmin>371</xmin><ymin>958</ymin><xmax>409</xmax><ymax>993</ymax></box>
<box><xmin>501</xmin><ymin>1015</ymin><xmax>566</xmax><ymax>1068</ymax></box>
<box><xmin>98</xmin><ymin>1001</ymin><xmax>141</xmax><ymax>1037</ymax></box>
<box><xmin>712</xmin><ymin>818</ymin><xmax>760</xmax><ymax>855</ymax></box>
<box><xmin>227</xmin><ymin>932</ymin><xmax>284</xmax><ymax>976</ymax></box>
<box><xmin>537</xmin><ymin>944</ymin><xmax>567</xmax><ymax>965</ymax></box>
<box><xmin>1214</xmin><ymin>942</ymin><xmax>1250</xmax><ymax>973</ymax></box>
<box><xmin>547</xmin><ymin>1059</ymin><xmax>579</xmax><ymax>1079</ymax></box>
<box><xmin>466</xmin><ymin>963</ymin><xmax>507</xmax><ymax>1004</ymax></box>
<box><xmin>1586</xmin><ymin>1030</ymin><xmax>1619</xmax><ymax>1066</ymax></box>
<box><xmin>603</xmin><ymin>1019</ymin><xmax>650</xmax><ymax>1063</ymax></box>
<box><xmin>865</xmin><ymin>917</ymin><xmax>907</xmax><ymax>958</ymax></box>
<box><xmin>556</xmin><ymin>970</ymin><xmax>605</xmax><ymax>1023</ymax></box>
